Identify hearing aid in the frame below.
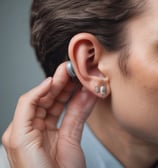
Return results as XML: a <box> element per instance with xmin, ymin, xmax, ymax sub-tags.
<box><xmin>66</xmin><ymin>61</ymin><xmax>76</xmax><ymax>77</ymax></box>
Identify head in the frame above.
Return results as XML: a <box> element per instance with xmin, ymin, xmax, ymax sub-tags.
<box><xmin>30</xmin><ymin>0</ymin><xmax>158</xmax><ymax>144</ymax></box>
<box><xmin>30</xmin><ymin>0</ymin><xmax>144</xmax><ymax>77</ymax></box>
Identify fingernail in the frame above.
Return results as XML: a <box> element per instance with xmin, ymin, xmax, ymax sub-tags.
<box><xmin>41</xmin><ymin>77</ymin><xmax>52</xmax><ymax>85</ymax></box>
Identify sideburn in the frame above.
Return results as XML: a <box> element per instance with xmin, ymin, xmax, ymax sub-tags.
<box><xmin>118</xmin><ymin>46</ymin><xmax>131</xmax><ymax>77</ymax></box>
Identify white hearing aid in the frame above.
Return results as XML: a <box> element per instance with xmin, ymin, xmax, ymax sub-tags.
<box><xmin>66</xmin><ymin>61</ymin><xmax>76</xmax><ymax>77</ymax></box>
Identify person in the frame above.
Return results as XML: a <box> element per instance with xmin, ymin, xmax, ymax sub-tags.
<box><xmin>1</xmin><ymin>0</ymin><xmax>158</xmax><ymax>167</ymax></box>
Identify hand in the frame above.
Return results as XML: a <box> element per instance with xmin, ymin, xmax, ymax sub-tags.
<box><xmin>2</xmin><ymin>62</ymin><xmax>97</xmax><ymax>168</ymax></box>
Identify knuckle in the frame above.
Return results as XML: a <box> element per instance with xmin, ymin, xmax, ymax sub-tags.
<box><xmin>2</xmin><ymin>130</ymin><xmax>10</xmax><ymax>148</ymax></box>
<box><xmin>2</xmin><ymin>134</ymin><xmax>21</xmax><ymax>151</ymax></box>
<box><xmin>2</xmin><ymin>133</ymin><xmax>7</xmax><ymax>147</ymax></box>
<box><xmin>18</xmin><ymin>94</ymin><xmax>29</xmax><ymax>104</ymax></box>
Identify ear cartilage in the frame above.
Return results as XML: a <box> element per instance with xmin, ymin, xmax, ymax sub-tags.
<box><xmin>66</xmin><ymin>61</ymin><xmax>76</xmax><ymax>78</ymax></box>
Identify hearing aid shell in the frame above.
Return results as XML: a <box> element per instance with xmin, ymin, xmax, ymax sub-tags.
<box><xmin>66</xmin><ymin>61</ymin><xmax>76</xmax><ymax>77</ymax></box>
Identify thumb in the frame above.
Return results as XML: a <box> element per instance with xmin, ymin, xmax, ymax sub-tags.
<box><xmin>59</xmin><ymin>87</ymin><xmax>97</xmax><ymax>143</ymax></box>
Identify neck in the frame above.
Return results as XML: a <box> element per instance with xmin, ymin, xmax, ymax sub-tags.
<box><xmin>87</xmin><ymin>99</ymin><xmax>158</xmax><ymax>168</ymax></box>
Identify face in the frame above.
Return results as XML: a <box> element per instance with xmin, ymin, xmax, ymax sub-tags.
<box><xmin>105</xmin><ymin>0</ymin><xmax>158</xmax><ymax>143</ymax></box>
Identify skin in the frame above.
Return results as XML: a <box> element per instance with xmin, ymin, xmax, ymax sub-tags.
<box><xmin>85</xmin><ymin>1</ymin><xmax>158</xmax><ymax>167</ymax></box>
<box><xmin>2</xmin><ymin>63</ymin><xmax>97</xmax><ymax>168</ymax></box>
<box><xmin>2</xmin><ymin>0</ymin><xmax>158</xmax><ymax>168</ymax></box>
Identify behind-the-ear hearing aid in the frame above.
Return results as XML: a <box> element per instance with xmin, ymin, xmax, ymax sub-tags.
<box><xmin>66</xmin><ymin>61</ymin><xmax>76</xmax><ymax>77</ymax></box>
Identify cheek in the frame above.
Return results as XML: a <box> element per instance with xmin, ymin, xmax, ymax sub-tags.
<box><xmin>110</xmin><ymin>57</ymin><xmax>158</xmax><ymax>142</ymax></box>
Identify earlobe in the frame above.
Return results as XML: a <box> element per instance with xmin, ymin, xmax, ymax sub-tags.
<box><xmin>68</xmin><ymin>33</ymin><xmax>111</xmax><ymax>98</ymax></box>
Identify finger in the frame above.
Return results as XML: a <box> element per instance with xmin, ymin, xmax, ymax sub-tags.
<box><xmin>59</xmin><ymin>87</ymin><xmax>97</xmax><ymax>143</ymax></box>
<box><xmin>36</xmin><ymin>107</ymin><xmax>47</xmax><ymax>119</ymax></box>
<box><xmin>44</xmin><ymin>101</ymin><xmax>65</xmax><ymax>130</ymax></box>
<box><xmin>51</xmin><ymin>62</ymin><xmax>74</xmax><ymax>99</ymax></box>
<box><xmin>2</xmin><ymin>122</ymin><xmax>16</xmax><ymax>168</ymax></box>
<box><xmin>36</xmin><ymin>62</ymin><xmax>76</xmax><ymax>110</ymax></box>
<box><xmin>13</xmin><ymin>77</ymin><xmax>52</xmax><ymax>130</ymax></box>
<box><xmin>2</xmin><ymin>122</ymin><xmax>13</xmax><ymax>149</ymax></box>
<box><xmin>39</xmin><ymin>80</ymin><xmax>75</xmax><ymax>109</ymax></box>
<box><xmin>45</xmin><ymin>114</ymin><xmax>59</xmax><ymax>131</ymax></box>
<box><xmin>32</xmin><ymin>118</ymin><xmax>46</xmax><ymax>131</ymax></box>
<box><xmin>37</xmin><ymin>62</ymin><xmax>78</xmax><ymax>131</ymax></box>
<box><xmin>45</xmin><ymin>84</ymin><xmax>80</xmax><ymax>130</ymax></box>
<box><xmin>32</xmin><ymin>107</ymin><xmax>47</xmax><ymax>131</ymax></box>
<box><xmin>38</xmin><ymin>62</ymin><xmax>78</xmax><ymax>130</ymax></box>
<box><xmin>47</xmin><ymin>82</ymin><xmax>78</xmax><ymax>118</ymax></box>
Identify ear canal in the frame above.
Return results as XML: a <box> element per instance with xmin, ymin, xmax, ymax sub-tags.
<box><xmin>88</xmin><ymin>48</ymin><xmax>95</xmax><ymax>62</ymax></box>
<box><xmin>88</xmin><ymin>48</ymin><xmax>95</xmax><ymax>55</ymax></box>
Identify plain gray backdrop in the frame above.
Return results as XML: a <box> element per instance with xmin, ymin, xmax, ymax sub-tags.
<box><xmin>0</xmin><ymin>0</ymin><xmax>45</xmax><ymax>143</ymax></box>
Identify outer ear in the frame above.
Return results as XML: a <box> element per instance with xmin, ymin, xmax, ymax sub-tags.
<box><xmin>68</xmin><ymin>33</ymin><xmax>111</xmax><ymax>98</ymax></box>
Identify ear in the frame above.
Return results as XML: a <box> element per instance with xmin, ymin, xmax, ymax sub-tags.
<box><xmin>68</xmin><ymin>33</ymin><xmax>111</xmax><ymax>98</ymax></box>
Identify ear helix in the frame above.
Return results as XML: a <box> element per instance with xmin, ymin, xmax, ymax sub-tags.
<box><xmin>66</xmin><ymin>61</ymin><xmax>76</xmax><ymax>78</ymax></box>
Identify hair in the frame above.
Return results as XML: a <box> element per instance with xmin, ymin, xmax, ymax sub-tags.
<box><xmin>30</xmin><ymin>0</ymin><xmax>146</xmax><ymax>77</ymax></box>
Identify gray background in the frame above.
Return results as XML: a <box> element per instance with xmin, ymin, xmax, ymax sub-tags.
<box><xmin>0</xmin><ymin>0</ymin><xmax>44</xmax><ymax>143</ymax></box>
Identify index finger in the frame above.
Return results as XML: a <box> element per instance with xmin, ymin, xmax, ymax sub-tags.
<box><xmin>13</xmin><ymin>62</ymin><xmax>73</xmax><ymax>131</ymax></box>
<box><xmin>50</xmin><ymin>62</ymin><xmax>77</xmax><ymax>100</ymax></box>
<box><xmin>39</xmin><ymin>62</ymin><xmax>77</xmax><ymax>108</ymax></box>
<box><xmin>13</xmin><ymin>77</ymin><xmax>53</xmax><ymax>131</ymax></box>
